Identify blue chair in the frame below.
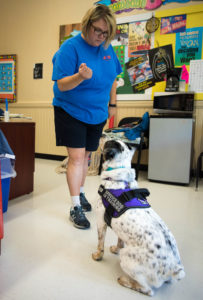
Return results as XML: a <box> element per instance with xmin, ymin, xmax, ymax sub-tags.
<box><xmin>117</xmin><ymin>117</ymin><xmax>149</xmax><ymax>180</ymax></box>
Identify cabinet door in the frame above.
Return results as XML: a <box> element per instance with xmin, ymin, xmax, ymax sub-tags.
<box><xmin>148</xmin><ymin>118</ymin><xmax>193</xmax><ymax>184</ymax></box>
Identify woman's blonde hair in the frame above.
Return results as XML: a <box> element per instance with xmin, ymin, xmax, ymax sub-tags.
<box><xmin>81</xmin><ymin>4</ymin><xmax>116</xmax><ymax>48</ymax></box>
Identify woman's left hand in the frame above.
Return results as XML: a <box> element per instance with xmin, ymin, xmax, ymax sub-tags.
<box><xmin>108</xmin><ymin>106</ymin><xmax>117</xmax><ymax>119</ymax></box>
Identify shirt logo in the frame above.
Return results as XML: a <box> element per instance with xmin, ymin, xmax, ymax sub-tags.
<box><xmin>103</xmin><ymin>55</ymin><xmax>111</xmax><ymax>60</ymax></box>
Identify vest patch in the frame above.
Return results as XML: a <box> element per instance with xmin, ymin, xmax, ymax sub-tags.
<box><xmin>98</xmin><ymin>185</ymin><xmax>150</xmax><ymax>226</ymax></box>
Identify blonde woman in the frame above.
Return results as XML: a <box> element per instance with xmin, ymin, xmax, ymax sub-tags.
<box><xmin>52</xmin><ymin>4</ymin><xmax>122</xmax><ymax>229</ymax></box>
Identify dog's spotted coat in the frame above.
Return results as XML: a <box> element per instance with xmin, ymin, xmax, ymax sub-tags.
<box><xmin>92</xmin><ymin>139</ymin><xmax>185</xmax><ymax>296</ymax></box>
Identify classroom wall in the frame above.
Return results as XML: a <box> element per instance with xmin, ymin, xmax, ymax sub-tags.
<box><xmin>0</xmin><ymin>0</ymin><xmax>202</xmax><ymax>166</ymax></box>
<box><xmin>0</xmin><ymin>0</ymin><xmax>94</xmax><ymax>104</ymax></box>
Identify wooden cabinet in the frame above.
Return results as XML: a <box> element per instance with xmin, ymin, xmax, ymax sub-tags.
<box><xmin>0</xmin><ymin>120</ymin><xmax>35</xmax><ymax>200</ymax></box>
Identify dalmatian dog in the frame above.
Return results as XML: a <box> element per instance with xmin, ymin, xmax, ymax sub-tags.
<box><xmin>92</xmin><ymin>139</ymin><xmax>185</xmax><ymax>296</ymax></box>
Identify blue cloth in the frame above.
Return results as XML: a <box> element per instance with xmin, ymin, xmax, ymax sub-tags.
<box><xmin>112</xmin><ymin>112</ymin><xmax>149</xmax><ymax>140</ymax></box>
<box><xmin>52</xmin><ymin>34</ymin><xmax>122</xmax><ymax>124</ymax></box>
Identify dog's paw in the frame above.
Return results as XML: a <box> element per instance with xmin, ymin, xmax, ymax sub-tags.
<box><xmin>118</xmin><ymin>276</ymin><xmax>154</xmax><ymax>297</ymax></box>
<box><xmin>110</xmin><ymin>245</ymin><xmax>120</xmax><ymax>255</ymax></box>
<box><xmin>92</xmin><ymin>250</ymin><xmax>104</xmax><ymax>261</ymax></box>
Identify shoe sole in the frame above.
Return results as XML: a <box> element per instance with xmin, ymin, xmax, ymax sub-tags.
<box><xmin>69</xmin><ymin>216</ymin><xmax>90</xmax><ymax>229</ymax></box>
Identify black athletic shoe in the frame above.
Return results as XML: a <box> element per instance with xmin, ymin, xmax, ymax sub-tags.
<box><xmin>80</xmin><ymin>193</ymin><xmax>92</xmax><ymax>212</ymax></box>
<box><xmin>69</xmin><ymin>206</ymin><xmax>90</xmax><ymax>229</ymax></box>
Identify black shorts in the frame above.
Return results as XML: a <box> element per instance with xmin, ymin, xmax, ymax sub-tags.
<box><xmin>54</xmin><ymin>106</ymin><xmax>106</xmax><ymax>151</ymax></box>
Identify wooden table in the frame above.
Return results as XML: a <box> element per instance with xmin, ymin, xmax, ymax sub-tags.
<box><xmin>0</xmin><ymin>119</ymin><xmax>35</xmax><ymax>200</ymax></box>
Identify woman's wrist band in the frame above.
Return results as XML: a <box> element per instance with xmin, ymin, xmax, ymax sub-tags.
<box><xmin>109</xmin><ymin>103</ymin><xmax>117</xmax><ymax>107</ymax></box>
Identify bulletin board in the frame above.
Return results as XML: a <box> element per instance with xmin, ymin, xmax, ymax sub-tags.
<box><xmin>0</xmin><ymin>54</ymin><xmax>16</xmax><ymax>103</ymax></box>
<box><xmin>153</xmin><ymin>4</ymin><xmax>203</xmax><ymax>100</ymax></box>
<box><xmin>113</xmin><ymin>4</ymin><xmax>203</xmax><ymax>100</ymax></box>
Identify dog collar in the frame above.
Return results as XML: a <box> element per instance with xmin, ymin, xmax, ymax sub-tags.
<box><xmin>106</xmin><ymin>166</ymin><xmax>125</xmax><ymax>171</ymax></box>
<box><xmin>105</xmin><ymin>177</ymin><xmax>129</xmax><ymax>188</ymax></box>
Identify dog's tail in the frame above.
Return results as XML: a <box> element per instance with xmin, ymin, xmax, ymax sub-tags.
<box><xmin>173</xmin><ymin>264</ymin><xmax>185</xmax><ymax>281</ymax></box>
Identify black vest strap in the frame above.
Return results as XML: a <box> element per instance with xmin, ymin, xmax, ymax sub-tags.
<box><xmin>122</xmin><ymin>188</ymin><xmax>150</xmax><ymax>202</ymax></box>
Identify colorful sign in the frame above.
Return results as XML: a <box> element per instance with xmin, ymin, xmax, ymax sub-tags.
<box><xmin>0</xmin><ymin>63</ymin><xmax>13</xmax><ymax>93</ymax></box>
<box><xmin>128</xmin><ymin>21</ymin><xmax>151</xmax><ymax>57</ymax></box>
<box><xmin>0</xmin><ymin>55</ymin><xmax>16</xmax><ymax>102</ymax></box>
<box><xmin>161</xmin><ymin>14</ymin><xmax>186</xmax><ymax>34</ymax></box>
<box><xmin>125</xmin><ymin>54</ymin><xmax>155</xmax><ymax>92</ymax></box>
<box><xmin>96</xmin><ymin>0</ymin><xmax>162</xmax><ymax>13</ymax></box>
<box><xmin>175</xmin><ymin>27</ymin><xmax>203</xmax><ymax>65</ymax></box>
<box><xmin>95</xmin><ymin>0</ymin><xmax>190</xmax><ymax>14</ymax></box>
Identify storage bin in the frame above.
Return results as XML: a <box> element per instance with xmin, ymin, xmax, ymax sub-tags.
<box><xmin>0</xmin><ymin>157</ymin><xmax>16</xmax><ymax>213</ymax></box>
<box><xmin>2</xmin><ymin>177</ymin><xmax>11</xmax><ymax>213</ymax></box>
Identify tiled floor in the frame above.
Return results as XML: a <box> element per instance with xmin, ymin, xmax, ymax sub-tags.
<box><xmin>0</xmin><ymin>158</ymin><xmax>203</xmax><ymax>300</ymax></box>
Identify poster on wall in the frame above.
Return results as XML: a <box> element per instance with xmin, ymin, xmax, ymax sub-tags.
<box><xmin>148</xmin><ymin>45</ymin><xmax>174</xmax><ymax>82</ymax></box>
<box><xmin>175</xmin><ymin>27</ymin><xmax>203</xmax><ymax>66</ymax></box>
<box><xmin>160</xmin><ymin>14</ymin><xmax>186</xmax><ymax>35</ymax></box>
<box><xmin>0</xmin><ymin>54</ymin><xmax>16</xmax><ymax>103</ymax></box>
<box><xmin>125</xmin><ymin>54</ymin><xmax>155</xmax><ymax>92</ymax></box>
<box><xmin>128</xmin><ymin>21</ymin><xmax>151</xmax><ymax>57</ymax></box>
<box><xmin>188</xmin><ymin>59</ymin><xmax>203</xmax><ymax>92</ymax></box>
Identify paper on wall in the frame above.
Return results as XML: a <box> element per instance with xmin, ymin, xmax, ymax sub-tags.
<box><xmin>189</xmin><ymin>59</ymin><xmax>203</xmax><ymax>92</ymax></box>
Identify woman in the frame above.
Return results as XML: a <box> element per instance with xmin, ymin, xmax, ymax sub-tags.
<box><xmin>52</xmin><ymin>4</ymin><xmax>122</xmax><ymax>229</ymax></box>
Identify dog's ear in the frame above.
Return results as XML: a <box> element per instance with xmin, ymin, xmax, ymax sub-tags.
<box><xmin>125</xmin><ymin>142</ymin><xmax>137</xmax><ymax>150</ymax></box>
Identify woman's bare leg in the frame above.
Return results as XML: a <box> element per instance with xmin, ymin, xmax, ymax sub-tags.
<box><xmin>66</xmin><ymin>147</ymin><xmax>91</xmax><ymax>196</ymax></box>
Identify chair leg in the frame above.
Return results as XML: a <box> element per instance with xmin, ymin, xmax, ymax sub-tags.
<box><xmin>136</xmin><ymin>148</ymin><xmax>142</xmax><ymax>180</ymax></box>
<box><xmin>135</xmin><ymin>133</ymin><xmax>144</xmax><ymax>180</ymax></box>
<box><xmin>98</xmin><ymin>154</ymin><xmax>103</xmax><ymax>175</ymax></box>
<box><xmin>196</xmin><ymin>154</ymin><xmax>202</xmax><ymax>190</ymax></box>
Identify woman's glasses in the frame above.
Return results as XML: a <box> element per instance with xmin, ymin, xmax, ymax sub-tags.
<box><xmin>91</xmin><ymin>24</ymin><xmax>108</xmax><ymax>38</ymax></box>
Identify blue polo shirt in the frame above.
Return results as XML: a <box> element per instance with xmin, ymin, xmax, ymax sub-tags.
<box><xmin>52</xmin><ymin>34</ymin><xmax>122</xmax><ymax>124</ymax></box>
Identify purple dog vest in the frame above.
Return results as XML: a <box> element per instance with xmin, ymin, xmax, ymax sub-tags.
<box><xmin>98</xmin><ymin>185</ymin><xmax>150</xmax><ymax>227</ymax></box>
